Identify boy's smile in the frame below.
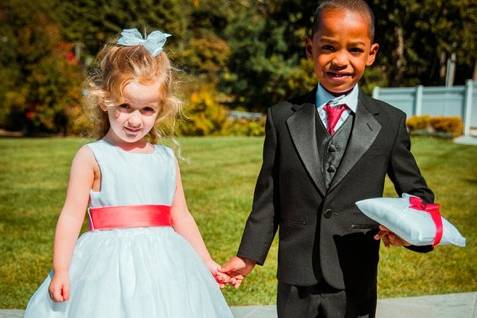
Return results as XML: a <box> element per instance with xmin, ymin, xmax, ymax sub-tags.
<box><xmin>306</xmin><ymin>8</ymin><xmax>379</xmax><ymax>94</ymax></box>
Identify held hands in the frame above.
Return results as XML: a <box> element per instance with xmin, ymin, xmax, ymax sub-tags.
<box><xmin>48</xmin><ymin>270</ymin><xmax>70</xmax><ymax>302</ymax></box>
<box><xmin>219</xmin><ymin>256</ymin><xmax>256</xmax><ymax>289</ymax></box>
<box><xmin>374</xmin><ymin>225</ymin><xmax>410</xmax><ymax>247</ymax></box>
<box><xmin>205</xmin><ymin>259</ymin><xmax>232</xmax><ymax>288</ymax></box>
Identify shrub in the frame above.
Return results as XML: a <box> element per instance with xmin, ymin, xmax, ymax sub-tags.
<box><xmin>406</xmin><ymin>115</ymin><xmax>431</xmax><ymax>131</ymax></box>
<box><xmin>406</xmin><ymin>115</ymin><xmax>463</xmax><ymax>138</ymax></box>
<box><xmin>178</xmin><ymin>87</ymin><xmax>229</xmax><ymax>136</ymax></box>
<box><xmin>223</xmin><ymin>118</ymin><xmax>265</xmax><ymax>136</ymax></box>
<box><xmin>429</xmin><ymin>116</ymin><xmax>463</xmax><ymax>137</ymax></box>
<box><xmin>177</xmin><ymin>85</ymin><xmax>266</xmax><ymax>137</ymax></box>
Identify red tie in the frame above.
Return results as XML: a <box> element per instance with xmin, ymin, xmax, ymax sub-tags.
<box><xmin>324</xmin><ymin>103</ymin><xmax>347</xmax><ymax>135</ymax></box>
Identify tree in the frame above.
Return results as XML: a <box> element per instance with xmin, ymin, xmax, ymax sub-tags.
<box><xmin>371</xmin><ymin>0</ymin><xmax>477</xmax><ymax>86</ymax></box>
<box><xmin>0</xmin><ymin>0</ymin><xmax>83</xmax><ymax>134</ymax></box>
<box><xmin>219</xmin><ymin>0</ymin><xmax>317</xmax><ymax>110</ymax></box>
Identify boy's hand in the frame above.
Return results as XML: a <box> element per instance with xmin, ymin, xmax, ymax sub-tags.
<box><xmin>49</xmin><ymin>270</ymin><xmax>70</xmax><ymax>302</ymax></box>
<box><xmin>220</xmin><ymin>256</ymin><xmax>256</xmax><ymax>288</ymax></box>
<box><xmin>374</xmin><ymin>225</ymin><xmax>410</xmax><ymax>247</ymax></box>
<box><xmin>228</xmin><ymin>274</ymin><xmax>245</xmax><ymax>289</ymax></box>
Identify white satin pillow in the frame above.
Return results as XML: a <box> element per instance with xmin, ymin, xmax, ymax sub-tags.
<box><xmin>355</xmin><ymin>194</ymin><xmax>465</xmax><ymax>247</ymax></box>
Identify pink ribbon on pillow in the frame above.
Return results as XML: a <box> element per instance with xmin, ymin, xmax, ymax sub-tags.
<box><xmin>409</xmin><ymin>196</ymin><xmax>443</xmax><ymax>246</ymax></box>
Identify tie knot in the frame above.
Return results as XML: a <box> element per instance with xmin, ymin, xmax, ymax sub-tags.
<box><xmin>324</xmin><ymin>103</ymin><xmax>347</xmax><ymax>112</ymax></box>
<box><xmin>324</xmin><ymin>103</ymin><xmax>347</xmax><ymax>135</ymax></box>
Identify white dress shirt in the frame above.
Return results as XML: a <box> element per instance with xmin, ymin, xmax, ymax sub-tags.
<box><xmin>315</xmin><ymin>84</ymin><xmax>359</xmax><ymax>132</ymax></box>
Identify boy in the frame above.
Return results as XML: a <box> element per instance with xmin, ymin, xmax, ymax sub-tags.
<box><xmin>222</xmin><ymin>1</ymin><xmax>434</xmax><ymax>317</ymax></box>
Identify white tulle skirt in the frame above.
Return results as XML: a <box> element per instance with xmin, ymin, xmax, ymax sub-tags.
<box><xmin>25</xmin><ymin>227</ymin><xmax>233</xmax><ymax>318</ymax></box>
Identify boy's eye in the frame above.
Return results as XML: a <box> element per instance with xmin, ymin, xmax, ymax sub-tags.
<box><xmin>321</xmin><ymin>45</ymin><xmax>335</xmax><ymax>52</ymax></box>
<box><xmin>349</xmin><ymin>47</ymin><xmax>364</xmax><ymax>54</ymax></box>
<box><xmin>140</xmin><ymin>107</ymin><xmax>157</xmax><ymax>116</ymax></box>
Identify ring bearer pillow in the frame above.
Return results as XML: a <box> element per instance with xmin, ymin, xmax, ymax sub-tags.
<box><xmin>355</xmin><ymin>194</ymin><xmax>465</xmax><ymax>247</ymax></box>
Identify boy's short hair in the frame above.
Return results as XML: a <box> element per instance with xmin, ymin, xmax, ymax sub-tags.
<box><xmin>310</xmin><ymin>0</ymin><xmax>375</xmax><ymax>41</ymax></box>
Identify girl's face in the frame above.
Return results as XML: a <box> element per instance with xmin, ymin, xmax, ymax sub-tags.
<box><xmin>104</xmin><ymin>79</ymin><xmax>161</xmax><ymax>145</ymax></box>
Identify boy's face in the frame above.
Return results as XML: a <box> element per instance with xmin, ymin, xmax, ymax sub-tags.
<box><xmin>306</xmin><ymin>8</ymin><xmax>379</xmax><ymax>94</ymax></box>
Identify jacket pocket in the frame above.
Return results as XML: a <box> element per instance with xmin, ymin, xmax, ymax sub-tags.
<box><xmin>285</xmin><ymin>216</ymin><xmax>308</xmax><ymax>228</ymax></box>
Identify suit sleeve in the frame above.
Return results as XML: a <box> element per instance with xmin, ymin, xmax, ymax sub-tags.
<box><xmin>387</xmin><ymin>112</ymin><xmax>435</xmax><ymax>253</ymax></box>
<box><xmin>237</xmin><ymin>107</ymin><xmax>279</xmax><ymax>265</ymax></box>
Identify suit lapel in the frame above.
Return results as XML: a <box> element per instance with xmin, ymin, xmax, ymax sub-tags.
<box><xmin>328</xmin><ymin>91</ymin><xmax>382</xmax><ymax>193</ymax></box>
<box><xmin>286</xmin><ymin>89</ymin><xmax>327</xmax><ymax>196</ymax></box>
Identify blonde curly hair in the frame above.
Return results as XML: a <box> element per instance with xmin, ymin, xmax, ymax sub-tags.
<box><xmin>84</xmin><ymin>42</ymin><xmax>181</xmax><ymax>143</ymax></box>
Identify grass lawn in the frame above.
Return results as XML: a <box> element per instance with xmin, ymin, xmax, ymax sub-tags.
<box><xmin>0</xmin><ymin>136</ymin><xmax>476</xmax><ymax>308</ymax></box>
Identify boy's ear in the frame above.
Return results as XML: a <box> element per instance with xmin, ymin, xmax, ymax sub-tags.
<box><xmin>366</xmin><ymin>43</ymin><xmax>380</xmax><ymax>66</ymax></box>
<box><xmin>305</xmin><ymin>37</ymin><xmax>314</xmax><ymax>59</ymax></box>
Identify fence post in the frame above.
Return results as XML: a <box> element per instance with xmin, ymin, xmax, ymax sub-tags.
<box><xmin>464</xmin><ymin>80</ymin><xmax>473</xmax><ymax>136</ymax></box>
<box><xmin>415</xmin><ymin>85</ymin><xmax>423</xmax><ymax>116</ymax></box>
<box><xmin>372</xmin><ymin>86</ymin><xmax>380</xmax><ymax>99</ymax></box>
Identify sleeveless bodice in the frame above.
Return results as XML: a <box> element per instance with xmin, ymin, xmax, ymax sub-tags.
<box><xmin>25</xmin><ymin>141</ymin><xmax>234</xmax><ymax>318</ymax></box>
<box><xmin>86</xmin><ymin>139</ymin><xmax>176</xmax><ymax>208</ymax></box>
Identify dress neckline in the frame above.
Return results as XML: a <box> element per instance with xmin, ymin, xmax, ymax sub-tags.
<box><xmin>100</xmin><ymin>138</ymin><xmax>156</xmax><ymax>155</ymax></box>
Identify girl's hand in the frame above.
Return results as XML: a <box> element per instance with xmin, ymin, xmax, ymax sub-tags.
<box><xmin>374</xmin><ymin>225</ymin><xmax>410</xmax><ymax>247</ymax></box>
<box><xmin>205</xmin><ymin>260</ymin><xmax>230</xmax><ymax>288</ymax></box>
<box><xmin>48</xmin><ymin>270</ymin><xmax>70</xmax><ymax>302</ymax></box>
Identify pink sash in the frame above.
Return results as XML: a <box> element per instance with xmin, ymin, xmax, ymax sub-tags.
<box><xmin>88</xmin><ymin>205</ymin><xmax>172</xmax><ymax>231</ymax></box>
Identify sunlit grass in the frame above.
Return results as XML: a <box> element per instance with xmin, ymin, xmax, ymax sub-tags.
<box><xmin>0</xmin><ymin>136</ymin><xmax>475</xmax><ymax>308</ymax></box>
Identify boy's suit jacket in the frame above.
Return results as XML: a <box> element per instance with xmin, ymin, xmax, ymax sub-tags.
<box><xmin>237</xmin><ymin>87</ymin><xmax>434</xmax><ymax>296</ymax></box>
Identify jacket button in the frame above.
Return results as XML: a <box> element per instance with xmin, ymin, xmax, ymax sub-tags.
<box><xmin>324</xmin><ymin>209</ymin><xmax>332</xmax><ymax>218</ymax></box>
<box><xmin>327</xmin><ymin>165</ymin><xmax>336</xmax><ymax>173</ymax></box>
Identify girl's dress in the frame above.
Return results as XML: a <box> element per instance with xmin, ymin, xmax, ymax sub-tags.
<box><xmin>25</xmin><ymin>139</ymin><xmax>233</xmax><ymax>318</ymax></box>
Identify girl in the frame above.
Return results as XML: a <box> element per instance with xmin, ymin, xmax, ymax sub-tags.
<box><xmin>25</xmin><ymin>28</ymin><xmax>234</xmax><ymax>317</ymax></box>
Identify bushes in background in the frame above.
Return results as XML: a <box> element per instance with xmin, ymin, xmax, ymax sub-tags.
<box><xmin>177</xmin><ymin>86</ymin><xmax>265</xmax><ymax>137</ymax></box>
<box><xmin>223</xmin><ymin>118</ymin><xmax>265</xmax><ymax>136</ymax></box>
<box><xmin>406</xmin><ymin>115</ymin><xmax>463</xmax><ymax>138</ymax></box>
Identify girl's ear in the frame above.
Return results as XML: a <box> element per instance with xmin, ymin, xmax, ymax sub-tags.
<box><xmin>99</xmin><ymin>102</ymin><xmax>108</xmax><ymax>112</ymax></box>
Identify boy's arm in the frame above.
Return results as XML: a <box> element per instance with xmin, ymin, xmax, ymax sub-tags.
<box><xmin>387</xmin><ymin>113</ymin><xmax>434</xmax><ymax>203</ymax></box>
<box><xmin>387</xmin><ymin>113</ymin><xmax>434</xmax><ymax>252</ymax></box>
<box><xmin>236</xmin><ymin>107</ymin><xmax>279</xmax><ymax>265</ymax></box>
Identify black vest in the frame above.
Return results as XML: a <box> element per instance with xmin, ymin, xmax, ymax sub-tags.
<box><xmin>315</xmin><ymin>111</ymin><xmax>354</xmax><ymax>189</ymax></box>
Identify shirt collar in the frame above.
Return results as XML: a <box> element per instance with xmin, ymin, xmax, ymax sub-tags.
<box><xmin>315</xmin><ymin>83</ymin><xmax>359</xmax><ymax>113</ymax></box>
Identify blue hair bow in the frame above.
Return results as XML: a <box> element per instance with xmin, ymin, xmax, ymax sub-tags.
<box><xmin>117</xmin><ymin>28</ymin><xmax>171</xmax><ymax>56</ymax></box>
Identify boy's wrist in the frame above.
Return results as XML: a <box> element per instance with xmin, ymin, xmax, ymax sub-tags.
<box><xmin>239</xmin><ymin>256</ymin><xmax>257</xmax><ymax>266</ymax></box>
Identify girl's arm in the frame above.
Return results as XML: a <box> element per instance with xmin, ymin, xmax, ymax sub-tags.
<box><xmin>49</xmin><ymin>146</ymin><xmax>95</xmax><ymax>301</ymax></box>
<box><xmin>170</xmin><ymin>161</ymin><xmax>221</xmax><ymax>276</ymax></box>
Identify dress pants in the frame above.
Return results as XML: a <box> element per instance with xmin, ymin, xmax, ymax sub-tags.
<box><xmin>277</xmin><ymin>281</ymin><xmax>376</xmax><ymax>318</ymax></box>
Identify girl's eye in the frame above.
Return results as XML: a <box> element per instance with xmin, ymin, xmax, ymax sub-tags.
<box><xmin>141</xmin><ymin>107</ymin><xmax>157</xmax><ymax>116</ymax></box>
<box><xmin>117</xmin><ymin>103</ymin><xmax>131</xmax><ymax>112</ymax></box>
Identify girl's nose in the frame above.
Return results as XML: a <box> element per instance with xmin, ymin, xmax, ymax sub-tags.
<box><xmin>127</xmin><ymin>110</ymin><xmax>142</xmax><ymax>127</ymax></box>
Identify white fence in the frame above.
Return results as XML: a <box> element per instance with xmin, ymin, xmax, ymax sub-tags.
<box><xmin>372</xmin><ymin>80</ymin><xmax>476</xmax><ymax>136</ymax></box>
